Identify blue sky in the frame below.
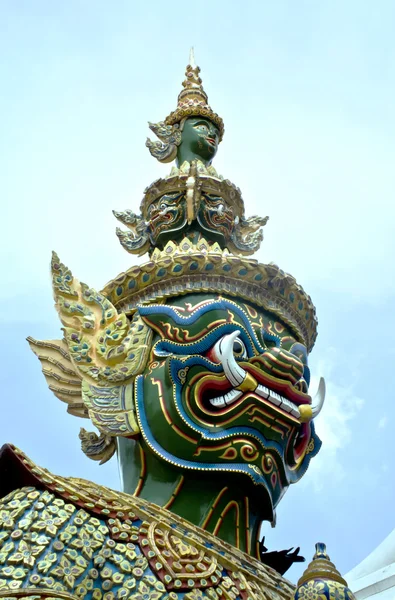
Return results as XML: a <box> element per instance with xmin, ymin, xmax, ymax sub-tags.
<box><xmin>1</xmin><ymin>0</ymin><xmax>395</xmax><ymax>584</ymax></box>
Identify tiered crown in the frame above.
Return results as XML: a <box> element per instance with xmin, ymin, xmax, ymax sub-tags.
<box><xmin>112</xmin><ymin>52</ymin><xmax>318</xmax><ymax>350</ymax></box>
<box><xmin>164</xmin><ymin>48</ymin><xmax>224</xmax><ymax>141</ymax></box>
<box><xmin>102</xmin><ymin>235</ymin><xmax>318</xmax><ymax>352</ymax></box>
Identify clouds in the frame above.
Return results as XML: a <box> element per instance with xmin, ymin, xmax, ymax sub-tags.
<box><xmin>305</xmin><ymin>357</ymin><xmax>365</xmax><ymax>492</ymax></box>
<box><xmin>378</xmin><ymin>416</ymin><xmax>388</xmax><ymax>429</ymax></box>
<box><xmin>1</xmin><ymin>0</ymin><xmax>395</xmax><ymax>586</ymax></box>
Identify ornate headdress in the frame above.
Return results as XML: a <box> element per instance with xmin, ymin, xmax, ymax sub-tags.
<box><xmin>295</xmin><ymin>543</ymin><xmax>356</xmax><ymax>599</ymax></box>
<box><xmin>102</xmin><ymin>235</ymin><xmax>318</xmax><ymax>352</ymax></box>
<box><xmin>165</xmin><ymin>48</ymin><xmax>224</xmax><ymax>139</ymax></box>
<box><xmin>146</xmin><ymin>49</ymin><xmax>224</xmax><ymax>163</ymax></box>
<box><xmin>113</xmin><ymin>52</ymin><xmax>317</xmax><ymax>348</ymax></box>
<box><xmin>28</xmin><ymin>52</ymin><xmax>325</xmax><ymax>569</ymax></box>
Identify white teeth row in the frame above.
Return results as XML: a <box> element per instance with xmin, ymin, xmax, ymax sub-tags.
<box><xmin>209</xmin><ymin>389</ymin><xmax>243</xmax><ymax>407</ymax></box>
<box><xmin>256</xmin><ymin>384</ymin><xmax>300</xmax><ymax>417</ymax></box>
<box><xmin>209</xmin><ymin>384</ymin><xmax>300</xmax><ymax>418</ymax></box>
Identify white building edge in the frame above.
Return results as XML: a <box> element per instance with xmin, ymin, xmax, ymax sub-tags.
<box><xmin>345</xmin><ymin>529</ymin><xmax>395</xmax><ymax>599</ymax></box>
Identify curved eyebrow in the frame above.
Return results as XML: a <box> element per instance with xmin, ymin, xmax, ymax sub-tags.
<box><xmin>193</xmin><ymin>120</ymin><xmax>210</xmax><ymax>127</ymax></box>
<box><xmin>193</xmin><ymin>120</ymin><xmax>219</xmax><ymax>137</ymax></box>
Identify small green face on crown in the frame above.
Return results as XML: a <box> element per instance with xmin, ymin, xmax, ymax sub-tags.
<box><xmin>177</xmin><ymin>117</ymin><xmax>220</xmax><ymax>166</ymax></box>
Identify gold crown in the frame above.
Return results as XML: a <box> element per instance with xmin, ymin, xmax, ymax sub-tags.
<box><xmin>164</xmin><ymin>49</ymin><xmax>224</xmax><ymax>141</ymax></box>
<box><xmin>114</xmin><ymin>161</ymin><xmax>269</xmax><ymax>257</ymax></box>
<box><xmin>102</xmin><ymin>236</ymin><xmax>318</xmax><ymax>352</ymax></box>
<box><xmin>140</xmin><ymin>161</ymin><xmax>244</xmax><ymax>219</ymax></box>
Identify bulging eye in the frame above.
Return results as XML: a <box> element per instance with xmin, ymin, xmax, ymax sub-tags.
<box><xmin>232</xmin><ymin>337</ymin><xmax>247</xmax><ymax>359</ymax></box>
<box><xmin>206</xmin><ymin>331</ymin><xmax>248</xmax><ymax>364</ymax></box>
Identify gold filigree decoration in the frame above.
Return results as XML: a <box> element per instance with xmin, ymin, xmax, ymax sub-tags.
<box><xmin>163</xmin><ymin>51</ymin><xmax>224</xmax><ymax>141</ymax></box>
<box><xmin>51</xmin><ymin>252</ymin><xmax>152</xmax><ymax>385</ymax></box>
<box><xmin>78</xmin><ymin>429</ymin><xmax>117</xmax><ymax>465</ymax></box>
<box><xmin>0</xmin><ymin>446</ymin><xmax>295</xmax><ymax>600</ymax></box>
<box><xmin>29</xmin><ymin>253</ymin><xmax>154</xmax><ymax>439</ymax></box>
<box><xmin>27</xmin><ymin>338</ymin><xmax>84</xmax><ymax>417</ymax></box>
<box><xmin>102</xmin><ymin>236</ymin><xmax>317</xmax><ymax>352</ymax></box>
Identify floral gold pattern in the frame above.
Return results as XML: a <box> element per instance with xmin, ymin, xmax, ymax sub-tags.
<box><xmin>294</xmin><ymin>544</ymin><xmax>356</xmax><ymax>600</ymax></box>
<box><xmin>0</xmin><ymin>446</ymin><xmax>294</xmax><ymax>600</ymax></box>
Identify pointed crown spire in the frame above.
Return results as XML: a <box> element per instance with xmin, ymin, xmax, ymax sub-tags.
<box><xmin>164</xmin><ymin>49</ymin><xmax>224</xmax><ymax>141</ymax></box>
<box><xmin>294</xmin><ymin>543</ymin><xmax>356</xmax><ymax>599</ymax></box>
<box><xmin>189</xmin><ymin>46</ymin><xmax>196</xmax><ymax>67</ymax></box>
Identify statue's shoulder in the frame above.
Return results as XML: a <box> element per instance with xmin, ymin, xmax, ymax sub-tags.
<box><xmin>0</xmin><ymin>444</ymin><xmax>142</xmax><ymax>519</ymax></box>
<box><xmin>0</xmin><ymin>444</ymin><xmax>43</xmax><ymax>499</ymax></box>
<box><xmin>0</xmin><ymin>445</ymin><xmax>295</xmax><ymax>600</ymax></box>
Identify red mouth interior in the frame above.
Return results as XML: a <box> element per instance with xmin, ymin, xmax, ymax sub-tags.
<box><xmin>198</xmin><ymin>365</ymin><xmax>310</xmax><ymax>409</ymax></box>
<box><xmin>195</xmin><ymin>371</ymin><xmax>312</xmax><ymax>464</ymax></box>
<box><xmin>199</xmin><ymin>377</ymin><xmax>232</xmax><ymax>406</ymax></box>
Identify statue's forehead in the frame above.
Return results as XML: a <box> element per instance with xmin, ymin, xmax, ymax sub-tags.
<box><xmin>164</xmin><ymin>293</ymin><xmax>294</xmax><ymax>331</ymax></box>
<box><xmin>183</xmin><ymin>116</ymin><xmax>219</xmax><ymax>130</ymax></box>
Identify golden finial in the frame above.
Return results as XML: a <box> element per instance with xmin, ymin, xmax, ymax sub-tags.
<box><xmin>164</xmin><ymin>50</ymin><xmax>224</xmax><ymax>141</ymax></box>
<box><xmin>146</xmin><ymin>50</ymin><xmax>225</xmax><ymax>163</ymax></box>
<box><xmin>294</xmin><ymin>543</ymin><xmax>356</xmax><ymax>599</ymax></box>
<box><xmin>189</xmin><ymin>47</ymin><xmax>196</xmax><ymax>67</ymax></box>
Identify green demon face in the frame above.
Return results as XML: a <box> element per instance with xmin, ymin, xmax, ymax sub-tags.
<box><xmin>177</xmin><ymin>117</ymin><xmax>220</xmax><ymax>165</ymax></box>
<box><xmin>136</xmin><ymin>294</ymin><xmax>322</xmax><ymax>517</ymax></box>
<box><xmin>145</xmin><ymin>191</ymin><xmax>235</xmax><ymax>248</ymax></box>
<box><xmin>146</xmin><ymin>192</ymin><xmax>187</xmax><ymax>246</ymax></box>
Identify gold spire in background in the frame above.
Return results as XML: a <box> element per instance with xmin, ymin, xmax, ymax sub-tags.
<box><xmin>294</xmin><ymin>543</ymin><xmax>356</xmax><ymax>599</ymax></box>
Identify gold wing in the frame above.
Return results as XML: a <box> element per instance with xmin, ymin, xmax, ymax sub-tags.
<box><xmin>27</xmin><ymin>336</ymin><xmax>85</xmax><ymax>418</ymax></box>
<box><xmin>29</xmin><ymin>252</ymin><xmax>153</xmax><ymax>438</ymax></box>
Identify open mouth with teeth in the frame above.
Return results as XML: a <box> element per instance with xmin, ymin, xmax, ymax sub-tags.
<box><xmin>180</xmin><ymin>328</ymin><xmax>326</xmax><ymax>469</ymax></box>
<box><xmin>184</xmin><ymin>339</ymin><xmax>325</xmax><ymax>468</ymax></box>
<box><xmin>192</xmin><ymin>330</ymin><xmax>325</xmax><ymax>424</ymax></box>
<box><xmin>137</xmin><ymin>297</ymin><xmax>323</xmax><ymax>508</ymax></box>
<box><xmin>199</xmin><ymin>375</ymin><xmax>305</xmax><ymax>420</ymax></box>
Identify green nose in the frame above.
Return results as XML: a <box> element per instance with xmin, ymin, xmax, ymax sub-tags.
<box><xmin>258</xmin><ymin>347</ymin><xmax>304</xmax><ymax>385</ymax></box>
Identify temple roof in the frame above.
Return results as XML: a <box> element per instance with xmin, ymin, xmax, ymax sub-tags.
<box><xmin>345</xmin><ymin>530</ymin><xmax>395</xmax><ymax>598</ymax></box>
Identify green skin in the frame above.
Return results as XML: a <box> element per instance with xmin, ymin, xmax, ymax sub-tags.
<box><xmin>117</xmin><ymin>436</ymin><xmax>263</xmax><ymax>556</ymax></box>
<box><xmin>176</xmin><ymin>117</ymin><xmax>219</xmax><ymax>167</ymax></box>
<box><xmin>116</xmin><ymin>294</ymin><xmax>318</xmax><ymax>557</ymax></box>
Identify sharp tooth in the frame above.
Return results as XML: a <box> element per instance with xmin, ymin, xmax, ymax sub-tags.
<box><xmin>269</xmin><ymin>393</ymin><xmax>282</xmax><ymax>406</ymax></box>
<box><xmin>210</xmin><ymin>396</ymin><xmax>226</xmax><ymax>407</ymax></box>
<box><xmin>214</xmin><ymin>331</ymin><xmax>247</xmax><ymax>387</ymax></box>
<box><xmin>255</xmin><ymin>385</ymin><xmax>301</xmax><ymax>418</ymax></box>
<box><xmin>278</xmin><ymin>396</ymin><xmax>300</xmax><ymax>418</ymax></box>
<box><xmin>209</xmin><ymin>385</ymin><xmax>301</xmax><ymax>418</ymax></box>
<box><xmin>225</xmin><ymin>389</ymin><xmax>243</xmax><ymax>405</ymax></box>
<box><xmin>311</xmin><ymin>377</ymin><xmax>326</xmax><ymax>418</ymax></box>
<box><xmin>209</xmin><ymin>389</ymin><xmax>243</xmax><ymax>408</ymax></box>
<box><xmin>256</xmin><ymin>385</ymin><xmax>269</xmax><ymax>398</ymax></box>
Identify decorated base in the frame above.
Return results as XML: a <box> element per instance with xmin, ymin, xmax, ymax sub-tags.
<box><xmin>0</xmin><ymin>445</ymin><xmax>295</xmax><ymax>600</ymax></box>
